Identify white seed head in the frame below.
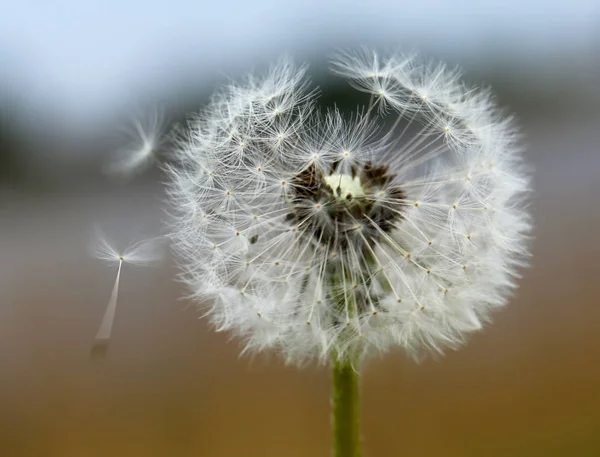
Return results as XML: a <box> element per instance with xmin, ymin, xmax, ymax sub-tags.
<box><xmin>167</xmin><ymin>52</ymin><xmax>532</xmax><ymax>364</ymax></box>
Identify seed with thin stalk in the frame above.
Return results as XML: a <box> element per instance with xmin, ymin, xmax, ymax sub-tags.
<box><xmin>167</xmin><ymin>51</ymin><xmax>531</xmax><ymax>365</ymax></box>
<box><xmin>90</xmin><ymin>228</ymin><xmax>165</xmax><ymax>355</ymax></box>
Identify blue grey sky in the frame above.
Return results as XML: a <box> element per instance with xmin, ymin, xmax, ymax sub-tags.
<box><xmin>1</xmin><ymin>0</ymin><xmax>598</xmax><ymax>123</ymax></box>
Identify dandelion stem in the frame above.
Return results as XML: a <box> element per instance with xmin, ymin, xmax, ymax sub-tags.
<box><xmin>331</xmin><ymin>357</ymin><xmax>362</xmax><ymax>457</ymax></box>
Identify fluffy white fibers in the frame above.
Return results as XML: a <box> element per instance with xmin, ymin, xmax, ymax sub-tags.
<box><xmin>167</xmin><ymin>51</ymin><xmax>532</xmax><ymax>364</ymax></box>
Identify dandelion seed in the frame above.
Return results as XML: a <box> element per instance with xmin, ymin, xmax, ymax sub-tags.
<box><xmin>167</xmin><ymin>51</ymin><xmax>532</xmax><ymax>365</ymax></box>
<box><xmin>104</xmin><ymin>109</ymin><xmax>166</xmax><ymax>177</ymax></box>
<box><xmin>90</xmin><ymin>228</ymin><xmax>164</xmax><ymax>355</ymax></box>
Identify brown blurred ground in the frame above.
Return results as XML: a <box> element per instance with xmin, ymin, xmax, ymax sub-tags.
<box><xmin>1</xmin><ymin>102</ymin><xmax>600</xmax><ymax>457</ymax></box>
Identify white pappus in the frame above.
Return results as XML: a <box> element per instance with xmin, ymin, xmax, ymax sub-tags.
<box><xmin>91</xmin><ymin>228</ymin><xmax>164</xmax><ymax>352</ymax></box>
<box><xmin>167</xmin><ymin>51</ymin><xmax>532</xmax><ymax>364</ymax></box>
<box><xmin>104</xmin><ymin>109</ymin><xmax>166</xmax><ymax>177</ymax></box>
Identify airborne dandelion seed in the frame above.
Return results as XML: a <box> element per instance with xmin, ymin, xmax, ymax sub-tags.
<box><xmin>166</xmin><ymin>51</ymin><xmax>532</xmax><ymax>365</ymax></box>
<box><xmin>91</xmin><ymin>228</ymin><xmax>164</xmax><ymax>350</ymax></box>
<box><xmin>104</xmin><ymin>109</ymin><xmax>166</xmax><ymax>177</ymax></box>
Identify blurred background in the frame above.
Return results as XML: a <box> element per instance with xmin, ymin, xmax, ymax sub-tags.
<box><xmin>1</xmin><ymin>1</ymin><xmax>600</xmax><ymax>456</ymax></box>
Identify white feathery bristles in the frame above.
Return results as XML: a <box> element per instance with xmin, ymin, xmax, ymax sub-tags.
<box><xmin>167</xmin><ymin>51</ymin><xmax>532</xmax><ymax>365</ymax></box>
<box><xmin>104</xmin><ymin>109</ymin><xmax>166</xmax><ymax>177</ymax></box>
<box><xmin>91</xmin><ymin>228</ymin><xmax>165</xmax><ymax>351</ymax></box>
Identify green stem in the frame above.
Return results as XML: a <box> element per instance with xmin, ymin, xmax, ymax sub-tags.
<box><xmin>331</xmin><ymin>357</ymin><xmax>362</xmax><ymax>457</ymax></box>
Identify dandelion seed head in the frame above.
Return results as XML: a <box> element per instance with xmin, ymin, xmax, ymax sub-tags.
<box><xmin>168</xmin><ymin>51</ymin><xmax>532</xmax><ymax>364</ymax></box>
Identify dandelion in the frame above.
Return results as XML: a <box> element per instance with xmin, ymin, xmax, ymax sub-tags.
<box><xmin>166</xmin><ymin>51</ymin><xmax>532</xmax><ymax>456</ymax></box>
<box><xmin>91</xmin><ymin>228</ymin><xmax>164</xmax><ymax>354</ymax></box>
